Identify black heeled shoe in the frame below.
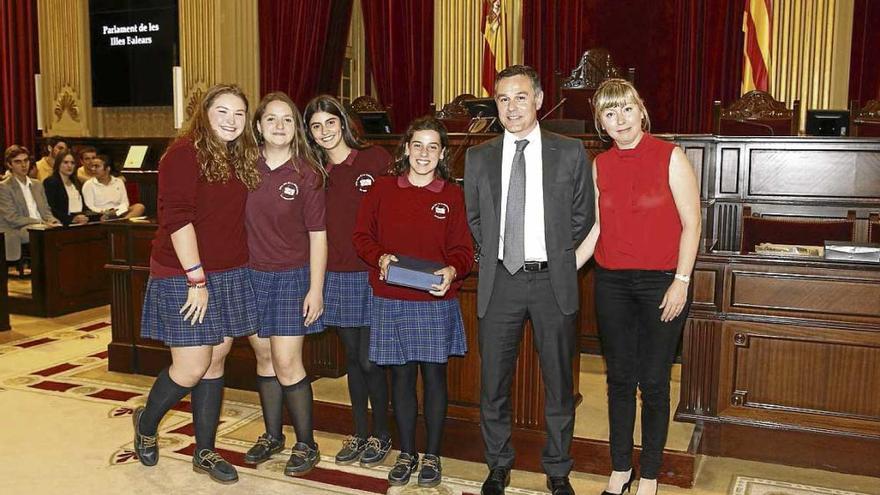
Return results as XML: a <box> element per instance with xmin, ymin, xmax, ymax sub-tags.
<box><xmin>601</xmin><ymin>470</ymin><xmax>635</xmax><ymax>495</ymax></box>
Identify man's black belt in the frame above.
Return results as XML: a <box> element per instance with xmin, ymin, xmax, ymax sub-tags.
<box><xmin>499</xmin><ymin>260</ymin><xmax>549</xmax><ymax>272</ymax></box>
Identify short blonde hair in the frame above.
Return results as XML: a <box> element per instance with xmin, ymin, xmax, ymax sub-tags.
<box><xmin>591</xmin><ymin>78</ymin><xmax>651</xmax><ymax>138</ymax></box>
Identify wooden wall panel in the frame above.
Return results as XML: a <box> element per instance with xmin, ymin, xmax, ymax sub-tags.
<box><xmin>748</xmin><ymin>149</ymin><xmax>880</xmax><ymax>197</ymax></box>
<box><xmin>726</xmin><ymin>265</ymin><xmax>880</xmax><ymax>324</ymax></box>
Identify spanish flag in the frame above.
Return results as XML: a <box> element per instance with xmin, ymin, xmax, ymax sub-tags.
<box><xmin>742</xmin><ymin>0</ymin><xmax>773</xmax><ymax>94</ymax></box>
<box><xmin>482</xmin><ymin>0</ymin><xmax>507</xmax><ymax>95</ymax></box>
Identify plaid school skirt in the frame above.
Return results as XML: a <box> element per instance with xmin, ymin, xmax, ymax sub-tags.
<box><xmin>250</xmin><ymin>266</ymin><xmax>325</xmax><ymax>338</ymax></box>
<box><xmin>140</xmin><ymin>267</ymin><xmax>259</xmax><ymax>347</ymax></box>
<box><xmin>323</xmin><ymin>271</ymin><xmax>372</xmax><ymax>328</ymax></box>
<box><xmin>368</xmin><ymin>296</ymin><xmax>467</xmax><ymax>366</ymax></box>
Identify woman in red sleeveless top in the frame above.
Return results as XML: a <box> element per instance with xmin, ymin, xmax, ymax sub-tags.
<box><xmin>575</xmin><ymin>79</ymin><xmax>701</xmax><ymax>495</ymax></box>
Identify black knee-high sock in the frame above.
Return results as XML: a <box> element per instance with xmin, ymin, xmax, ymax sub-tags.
<box><xmin>191</xmin><ymin>376</ymin><xmax>225</xmax><ymax>453</ymax></box>
<box><xmin>391</xmin><ymin>362</ymin><xmax>418</xmax><ymax>454</ymax></box>
<box><xmin>339</xmin><ymin>326</ymin><xmax>369</xmax><ymax>438</ymax></box>
<box><xmin>256</xmin><ymin>375</ymin><xmax>284</xmax><ymax>439</ymax></box>
<box><xmin>360</xmin><ymin>326</ymin><xmax>390</xmax><ymax>439</ymax></box>
<box><xmin>420</xmin><ymin>362</ymin><xmax>448</xmax><ymax>455</ymax></box>
<box><xmin>282</xmin><ymin>377</ymin><xmax>315</xmax><ymax>447</ymax></box>
<box><xmin>139</xmin><ymin>367</ymin><xmax>192</xmax><ymax>436</ymax></box>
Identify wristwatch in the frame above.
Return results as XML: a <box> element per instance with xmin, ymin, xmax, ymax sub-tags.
<box><xmin>674</xmin><ymin>273</ymin><xmax>691</xmax><ymax>284</ymax></box>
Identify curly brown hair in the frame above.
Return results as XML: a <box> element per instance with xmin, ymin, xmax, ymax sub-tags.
<box><xmin>253</xmin><ymin>92</ymin><xmax>327</xmax><ymax>188</ymax></box>
<box><xmin>181</xmin><ymin>84</ymin><xmax>261</xmax><ymax>190</ymax></box>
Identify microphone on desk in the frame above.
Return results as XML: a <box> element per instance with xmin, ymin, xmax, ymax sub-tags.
<box><xmin>541</xmin><ymin>97</ymin><xmax>567</xmax><ymax>121</ymax></box>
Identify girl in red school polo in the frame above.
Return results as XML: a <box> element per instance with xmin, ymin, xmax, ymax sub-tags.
<box><xmin>353</xmin><ymin>116</ymin><xmax>474</xmax><ymax>488</ymax></box>
<box><xmin>242</xmin><ymin>92</ymin><xmax>328</xmax><ymax>477</ymax></box>
<box><xmin>304</xmin><ymin>95</ymin><xmax>393</xmax><ymax>467</ymax></box>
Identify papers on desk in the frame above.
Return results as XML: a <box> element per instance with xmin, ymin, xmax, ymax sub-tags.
<box><xmin>824</xmin><ymin>242</ymin><xmax>880</xmax><ymax>262</ymax></box>
<box><xmin>754</xmin><ymin>243</ymin><xmax>824</xmax><ymax>257</ymax></box>
<box><xmin>25</xmin><ymin>223</ymin><xmax>51</xmax><ymax>230</ymax></box>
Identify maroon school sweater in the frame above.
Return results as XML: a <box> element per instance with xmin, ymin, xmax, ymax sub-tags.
<box><xmin>352</xmin><ymin>175</ymin><xmax>473</xmax><ymax>301</ymax></box>
<box><xmin>325</xmin><ymin>146</ymin><xmax>391</xmax><ymax>272</ymax></box>
<box><xmin>150</xmin><ymin>138</ymin><xmax>249</xmax><ymax>276</ymax></box>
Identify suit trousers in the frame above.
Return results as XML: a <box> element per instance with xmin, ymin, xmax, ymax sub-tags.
<box><xmin>479</xmin><ymin>264</ymin><xmax>577</xmax><ymax>477</ymax></box>
<box><xmin>594</xmin><ymin>267</ymin><xmax>687</xmax><ymax>480</ymax></box>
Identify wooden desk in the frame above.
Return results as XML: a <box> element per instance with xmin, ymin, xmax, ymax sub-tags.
<box><xmin>0</xmin><ymin>234</ymin><xmax>9</xmax><ymax>331</ymax></box>
<box><xmin>9</xmin><ymin>223</ymin><xmax>110</xmax><ymax>317</ymax></box>
<box><xmin>677</xmin><ymin>252</ymin><xmax>880</xmax><ymax>477</ymax></box>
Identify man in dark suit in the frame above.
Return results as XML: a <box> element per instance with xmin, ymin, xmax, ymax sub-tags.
<box><xmin>464</xmin><ymin>65</ymin><xmax>594</xmax><ymax>495</ymax></box>
<box><xmin>0</xmin><ymin>145</ymin><xmax>61</xmax><ymax>263</ymax></box>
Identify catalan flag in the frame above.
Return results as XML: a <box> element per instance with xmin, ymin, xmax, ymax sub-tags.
<box><xmin>742</xmin><ymin>0</ymin><xmax>773</xmax><ymax>93</ymax></box>
<box><xmin>482</xmin><ymin>0</ymin><xmax>507</xmax><ymax>95</ymax></box>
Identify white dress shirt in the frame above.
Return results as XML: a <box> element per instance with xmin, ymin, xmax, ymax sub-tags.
<box><xmin>15</xmin><ymin>177</ymin><xmax>42</xmax><ymax>220</ymax></box>
<box><xmin>65</xmin><ymin>181</ymin><xmax>84</xmax><ymax>214</ymax></box>
<box><xmin>498</xmin><ymin>123</ymin><xmax>547</xmax><ymax>262</ymax></box>
<box><xmin>82</xmin><ymin>176</ymin><xmax>129</xmax><ymax>216</ymax></box>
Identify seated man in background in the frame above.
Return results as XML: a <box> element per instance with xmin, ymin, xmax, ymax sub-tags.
<box><xmin>0</xmin><ymin>145</ymin><xmax>61</xmax><ymax>266</ymax></box>
<box><xmin>76</xmin><ymin>145</ymin><xmax>98</xmax><ymax>183</ymax></box>
<box><xmin>82</xmin><ymin>154</ymin><xmax>145</xmax><ymax>220</ymax></box>
<box><xmin>35</xmin><ymin>136</ymin><xmax>68</xmax><ymax>181</ymax></box>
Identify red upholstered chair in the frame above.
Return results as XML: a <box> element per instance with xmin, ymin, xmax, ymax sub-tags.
<box><xmin>714</xmin><ymin>91</ymin><xmax>800</xmax><ymax>136</ymax></box>
<box><xmin>435</xmin><ymin>94</ymin><xmax>477</xmax><ymax>133</ymax></box>
<box><xmin>556</xmin><ymin>48</ymin><xmax>635</xmax><ymax>123</ymax></box>
<box><xmin>869</xmin><ymin>213</ymin><xmax>880</xmax><ymax>244</ymax></box>
<box><xmin>125</xmin><ymin>181</ymin><xmax>140</xmax><ymax>206</ymax></box>
<box><xmin>739</xmin><ymin>207</ymin><xmax>856</xmax><ymax>254</ymax></box>
<box><xmin>850</xmin><ymin>100</ymin><xmax>880</xmax><ymax>137</ymax></box>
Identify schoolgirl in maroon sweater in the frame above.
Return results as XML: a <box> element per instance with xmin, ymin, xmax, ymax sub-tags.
<box><xmin>303</xmin><ymin>95</ymin><xmax>393</xmax><ymax>467</ymax></box>
<box><xmin>134</xmin><ymin>84</ymin><xmax>262</xmax><ymax>484</ymax></box>
<box><xmin>353</xmin><ymin>117</ymin><xmax>474</xmax><ymax>488</ymax></box>
<box><xmin>242</xmin><ymin>92</ymin><xmax>328</xmax><ymax>477</ymax></box>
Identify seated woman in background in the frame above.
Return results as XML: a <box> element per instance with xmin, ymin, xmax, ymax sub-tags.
<box><xmin>82</xmin><ymin>154</ymin><xmax>145</xmax><ymax>220</ymax></box>
<box><xmin>43</xmin><ymin>150</ymin><xmax>91</xmax><ymax>226</ymax></box>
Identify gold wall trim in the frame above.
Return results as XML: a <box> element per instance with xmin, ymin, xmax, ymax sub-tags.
<box><xmin>770</xmin><ymin>0</ymin><xmax>854</xmax><ymax>131</ymax></box>
<box><xmin>37</xmin><ymin>0</ymin><xmax>88</xmax><ymax>135</ymax></box>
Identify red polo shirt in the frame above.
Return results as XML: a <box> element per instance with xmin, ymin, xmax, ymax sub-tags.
<box><xmin>150</xmin><ymin>138</ymin><xmax>249</xmax><ymax>276</ymax></box>
<box><xmin>246</xmin><ymin>155</ymin><xmax>326</xmax><ymax>271</ymax></box>
<box><xmin>325</xmin><ymin>145</ymin><xmax>392</xmax><ymax>271</ymax></box>
<box><xmin>353</xmin><ymin>175</ymin><xmax>473</xmax><ymax>301</ymax></box>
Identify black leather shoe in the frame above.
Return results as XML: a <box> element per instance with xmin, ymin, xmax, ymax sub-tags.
<box><xmin>244</xmin><ymin>432</ymin><xmax>285</xmax><ymax>465</ymax></box>
<box><xmin>359</xmin><ymin>435</ymin><xmax>392</xmax><ymax>467</ymax></box>
<box><xmin>547</xmin><ymin>476</ymin><xmax>575</xmax><ymax>495</ymax></box>
<box><xmin>601</xmin><ymin>470</ymin><xmax>635</xmax><ymax>495</ymax></box>
<box><xmin>192</xmin><ymin>449</ymin><xmax>239</xmax><ymax>484</ymax></box>
<box><xmin>417</xmin><ymin>454</ymin><xmax>442</xmax><ymax>488</ymax></box>
<box><xmin>132</xmin><ymin>406</ymin><xmax>158</xmax><ymax>466</ymax></box>
<box><xmin>335</xmin><ymin>435</ymin><xmax>367</xmax><ymax>464</ymax></box>
<box><xmin>481</xmin><ymin>467</ymin><xmax>511</xmax><ymax>495</ymax></box>
<box><xmin>387</xmin><ymin>452</ymin><xmax>419</xmax><ymax>486</ymax></box>
<box><xmin>285</xmin><ymin>442</ymin><xmax>320</xmax><ymax>476</ymax></box>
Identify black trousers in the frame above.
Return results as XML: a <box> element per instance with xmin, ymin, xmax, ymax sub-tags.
<box><xmin>594</xmin><ymin>267</ymin><xmax>687</xmax><ymax>480</ymax></box>
<box><xmin>479</xmin><ymin>266</ymin><xmax>578</xmax><ymax>477</ymax></box>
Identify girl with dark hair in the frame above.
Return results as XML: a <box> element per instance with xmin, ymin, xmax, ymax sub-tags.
<box><xmin>132</xmin><ymin>83</ymin><xmax>262</xmax><ymax>485</ymax></box>
<box><xmin>43</xmin><ymin>151</ymin><xmax>90</xmax><ymax>225</ymax></box>
<box><xmin>303</xmin><ymin>95</ymin><xmax>394</xmax><ymax>467</ymax></box>
<box><xmin>353</xmin><ymin>116</ymin><xmax>473</xmax><ymax>488</ymax></box>
<box><xmin>242</xmin><ymin>92</ymin><xmax>328</xmax><ymax>477</ymax></box>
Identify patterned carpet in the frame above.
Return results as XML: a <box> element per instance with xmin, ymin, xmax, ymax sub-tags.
<box><xmin>731</xmin><ymin>477</ymin><xmax>871</xmax><ymax>495</ymax></box>
<box><xmin>0</xmin><ymin>321</ymin><xmax>546</xmax><ymax>495</ymax></box>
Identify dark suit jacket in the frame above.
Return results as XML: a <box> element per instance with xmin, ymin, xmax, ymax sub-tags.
<box><xmin>464</xmin><ymin>129</ymin><xmax>594</xmax><ymax>317</ymax></box>
<box><xmin>43</xmin><ymin>175</ymin><xmax>90</xmax><ymax>226</ymax></box>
